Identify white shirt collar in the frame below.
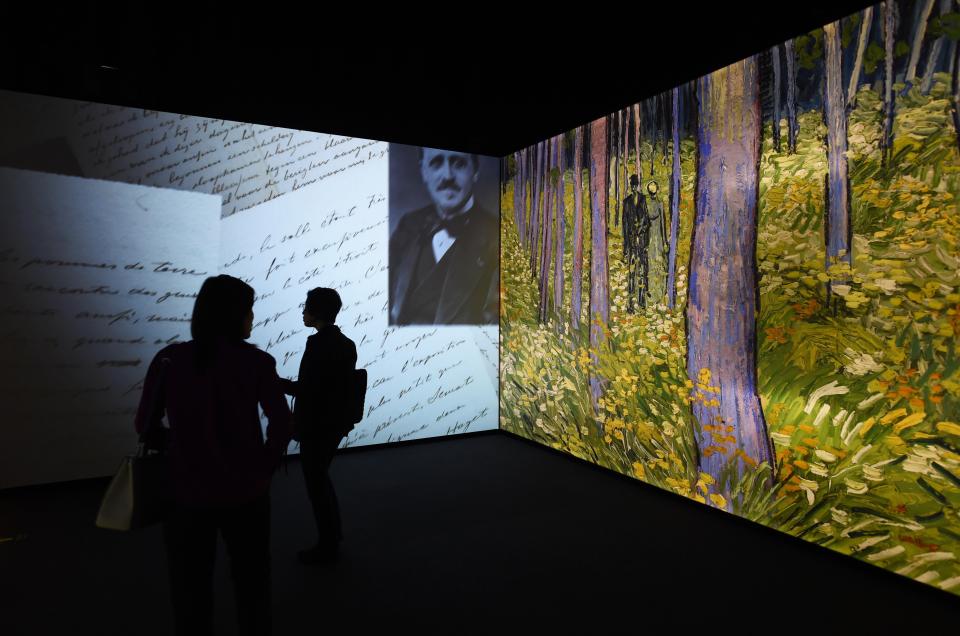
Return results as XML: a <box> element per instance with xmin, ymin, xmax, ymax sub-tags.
<box><xmin>431</xmin><ymin>196</ymin><xmax>475</xmax><ymax>262</ymax></box>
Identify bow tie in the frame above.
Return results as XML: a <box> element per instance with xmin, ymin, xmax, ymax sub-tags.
<box><xmin>430</xmin><ymin>212</ymin><xmax>469</xmax><ymax>239</ymax></box>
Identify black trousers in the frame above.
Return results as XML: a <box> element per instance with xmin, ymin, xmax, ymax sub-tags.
<box><xmin>299</xmin><ymin>435</ymin><xmax>342</xmax><ymax>548</ymax></box>
<box><xmin>162</xmin><ymin>494</ymin><xmax>271</xmax><ymax>636</ymax></box>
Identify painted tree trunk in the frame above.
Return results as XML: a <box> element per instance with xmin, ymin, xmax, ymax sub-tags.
<box><xmin>953</xmin><ymin>40</ymin><xmax>960</xmax><ymax>153</ymax></box>
<box><xmin>883</xmin><ymin>1</ymin><xmax>896</xmax><ymax>167</ymax></box>
<box><xmin>511</xmin><ymin>154</ymin><xmax>518</xmax><ymax>231</ymax></box>
<box><xmin>824</xmin><ymin>21</ymin><xmax>852</xmax><ymax>301</ymax></box>
<box><xmin>572</xmin><ymin>126</ymin><xmax>585</xmax><ymax>333</ymax></box>
<box><xmin>661</xmin><ymin>92</ymin><xmax>669</xmax><ymax>164</ymax></box>
<box><xmin>521</xmin><ymin>148</ymin><xmax>529</xmax><ymax>243</ymax></box>
<box><xmin>950</xmin><ymin>38</ymin><xmax>958</xmax><ymax>77</ymax></box>
<box><xmin>621</xmin><ymin>109</ymin><xmax>628</xmax><ymax>218</ymax></box>
<box><xmin>539</xmin><ymin>138</ymin><xmax>554</xmax><ymax>322</ymax></box>
<box><xmin>522</xmin><ymin>148</ymin><xmax>531</xmax><ymax>248</ymax></box>
<box><xmin>771</xmin><ymin>45</ymin><xmax>782</xmax><ymax>152</ymax></box>
<box><xmin>667</xmin><ymin>86</ymin><xmax>682</xmax><ymax>310</ymax></box>
<box><xmin>921</xmin><ymin>0</ymin><xmax>951</xmax><ymax>94</ymax></box>
<box><xmin>906</xmin><ymin>0</ymin><xmax>936</xmax><ymax>85</ymax></box>
<box><xmin>502</xmin><ymin>157</ymin><xmax>508</xmax><ymax>197</ymax></box>
<box><xmin>614</xmin><ymin>109</ymin><xmax>621</xmax><ymax>226</ymax></box>
<box><xmin>689</xmin><ymin>57</ymin><xmax>774</xmax><ymax>500</ymax></box>
<box><xmin>633</xmin><ymin>103</ymin><xmax>642</xmax><ymax>177</ymax></box>
<box><xmin>527</xmin><ymin>144</ymin><xmax>537</xmax><ymax>268</ymax></box>
<box><xmin>530</xmin><ymin>141</ymin><xmax>544</xmax><ymax>277</ymax></box>
<box><xmin>650</xmin><ymin>98</ymin><xmax>657</xmax><ymax>176</ymax></box>
<box><xmin>513</xmin><ymin>152</ymin><xmax>522</xmax><ymax>240</ymax></box>
<box><xmin>589</xmin><ymin>117</ymin><xmax>610</xmax><ymax>415</ymax></box>
<box><xmin>654</xmin><ymin>95</ymin><xmax>661</xmax><ymax>165</ymax></box>
<box><xmin>785</xmin><ymin>38</ymin><xmax>799</xmax><ymax>154</ymax></box>
<box><xmin>554</xmin><ymin>135</ymin><xmax>566</xmax><ymax>321</ymax></box>
<box><xmin>528</xmin><ymin>148</ymin><xmax>535</xmax><ymax>248</ymax></box>
<box><xmin>849</xmin><ymin>6</ymin><xmax>875</xmax><ymax>108</ymax></box>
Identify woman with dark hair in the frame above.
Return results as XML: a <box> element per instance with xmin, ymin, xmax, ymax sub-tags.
<box><xmin>135</xmin><ymin>274</ymin><xmax>292</xmax><ymax>636</ymax></box>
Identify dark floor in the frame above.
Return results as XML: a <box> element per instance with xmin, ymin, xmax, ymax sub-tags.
<box><xmin>1</xmin><ymin>432</ymin><xmax>959</xmax><ymax>633</ymax></box>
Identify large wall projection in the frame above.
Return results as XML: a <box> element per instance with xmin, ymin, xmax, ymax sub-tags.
<box><xmin>500</xmin><ymin>0</ymin><xmax>960</xmax><ymax>596</ymax></box>
<box><xmin>0</xmin><ymin>91</ymin><xmax>498</xmax><ymax>488</ymax></box>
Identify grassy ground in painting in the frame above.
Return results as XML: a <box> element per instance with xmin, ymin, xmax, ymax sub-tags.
<box><xmin>500</xmin><ymin>74</ymin><xmax>960</xmax><ymax>594</ymax></box>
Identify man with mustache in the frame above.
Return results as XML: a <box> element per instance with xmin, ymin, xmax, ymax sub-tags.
<box><xmin>388</xmin><ymin>147</ymin><xmax>498</xmax><ymax>325</ymax></box>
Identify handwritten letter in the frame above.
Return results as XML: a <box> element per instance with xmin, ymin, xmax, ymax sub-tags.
<box><xmin>0</xmin><ymin>167</ymin><xmax>220</xmax><ymax>487</ymax></box>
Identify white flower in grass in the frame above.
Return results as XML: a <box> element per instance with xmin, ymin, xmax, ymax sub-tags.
<box><xmin>812</xmin><ymin>404</ymin><xmax>832</xmax><ymax>428</ymax></box>
<box><xmin>875</xmin><ymin>278</ymin><xmax>898</xmax><ymax>293</ymax></box>
<box><xmin>902</xmin><ymin>454</ymin><xmax>937</xmax><ymax>476</ymax></box>
<box><xmin>852</xmin><ymin>534</ymin><xmax>890</xmax><ymax>552</ymax></box>
<box><xmin>852</xmin><ymin>446</ymin><xmax>873</xmax><ymax>466</ymax></box>
<box><xmin>830</xmin><ymin>507</ymin><xmax>849</xmax><ymax>525</ymax></box>
<box><xmin>815</xmin><ymin>449</ymin><xmax>838</xmax><ymax>463</ymax></box>
<box><xmin>866</xmin><ymin>546</ymin><xmax>906</xmax><ymax>562</ymax></box>
<box><xmin>843</xmin><ymin>348</ymin><xmax>884</xmax><ymax>376</ymax></box>
<box><xmin>913</xmin><ymin>446</ymin><xmax>942</xmax><ymax>460</ymax></box>
<box><xmin>862</xmin><ymin>464</ymin><xmax>885</xmax><ymax>482</ymax></box>
<box><xmin>771</xmin><ymin>432</ymin><xmax>792</xmax><ymax>446</ymax></box>
<box><xmin>841</xmin><ymin>519</ymin><xmax>877</xmax><ymax>538</ymax></box>
<box><xmin>938</xmin><ymin>576</ymin><xmax>960</xmax><ymax>591</ymax></box>
<box><xmin>804</xmin><ymin>380</ymin><xmax>849</xmax><ymax>414</ymax></box>
<box><xmin>810</xmin><ymin>463</ymin><xmax>830</xmax><ymax>477</ymax></box>
<box><xmin>915</xmin><ymin>571</ymin><xmax>942</xmax><ymax>584</ymax></box>
<box><xmin>845</xmin><ymin>478</ymin><xmax>868</xmax><ymax>495</ymax></box>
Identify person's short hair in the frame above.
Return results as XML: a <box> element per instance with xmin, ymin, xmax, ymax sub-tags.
<box><xmin>646</xmin><ymin>180</ymin><xmax>659</xmax><ymax>195</ymax></box>
<box><xmin>416</xmin><ymin>147</ymin><xmax>480</xmax><ymax>171</ymax></box>
<box><xmin>629</xmin><ymin>174</ymin><xmax>640</xmax><ymax>187</ymax></box>
<box><xmin>305</xmin><ymin>287</ymin><xmax>343</xmax><ymax>323</ymax></box>
<box><xmin>191</xmin><ymin>275</ymin><xmax>255</xmax><ymax>343</ymax></box>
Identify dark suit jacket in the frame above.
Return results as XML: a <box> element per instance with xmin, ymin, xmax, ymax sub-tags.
<box><xmin>281</xmin><ymin>325</ymin><xmax>357</xmax><ymax>444</ymax></box>
<box><xmin>621</xmin><ymin>192</ymin><xmax>649</xmax><ymax>256</ymax></box>
<box><xmin>389</xmin><ymin>204</ymin><xmax>498</xmax><ymax>325</ymax></box>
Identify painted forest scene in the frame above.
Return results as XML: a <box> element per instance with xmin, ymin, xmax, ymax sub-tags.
<box><xmin>500</xmin><ymin>0</ymin><xmax>960</xmax><ymax>594</ymax></box>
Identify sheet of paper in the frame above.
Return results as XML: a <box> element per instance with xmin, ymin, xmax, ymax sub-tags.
<box><xmin>0</xmin><ymin>89</ymin><xmax>387</xmax><ymax>219</ymax></box>
<box><xmin>0</xmin><ymin>167</ymin><xmax>220</xmax><ymax>487</ymax></box>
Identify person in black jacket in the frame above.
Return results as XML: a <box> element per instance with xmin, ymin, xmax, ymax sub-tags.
<box><xmin>280</xmin><ymin>287</ymin><xmax>357</xmax><ymax>564</ymax></box>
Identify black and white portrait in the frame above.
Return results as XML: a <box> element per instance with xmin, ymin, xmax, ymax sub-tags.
<box><xmin>388</xmin><ymin>144</ymin><xmax>499</xmax><ymax>326</ymax></box>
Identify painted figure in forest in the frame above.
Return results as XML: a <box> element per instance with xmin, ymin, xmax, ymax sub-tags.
<box><xmin>622</xmin><ymin>175</ymin><xmax>665</xmax><ymax>311</ymax></box>
<box><xmin>644</xmin><ymin>180</ymin><xmax>668</xmax><ymax>306</ymax></box>
<box><xmin>621</xmin><ymin>174</ymin><xmax>644</xmax><ymax>312</ymax></box>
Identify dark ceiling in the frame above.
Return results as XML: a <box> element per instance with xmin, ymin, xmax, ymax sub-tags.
<box><xmin>1</xmin><ymin>2</ymin><xmax>876</xmax><ymax>157</ymax></box>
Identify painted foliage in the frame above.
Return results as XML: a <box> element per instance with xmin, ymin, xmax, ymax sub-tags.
<box><xmin>500</xmin><ymin>0</ymin><xmax>960</xmax><ymax>594</ymax></box>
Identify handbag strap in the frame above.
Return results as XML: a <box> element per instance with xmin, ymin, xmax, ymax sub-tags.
<box><xmin>137</xmin><ymin>357</ymin><xmax>171</xmax><ymax>453</ymax></box>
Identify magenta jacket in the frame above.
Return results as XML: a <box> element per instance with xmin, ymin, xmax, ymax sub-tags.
<box><xmin>135</xmin><ymin>340</ymin><xmax>293</xmax><ymax>507</ymax></box>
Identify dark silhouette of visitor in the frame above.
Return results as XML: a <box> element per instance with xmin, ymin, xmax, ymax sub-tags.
<box><xmin>281</xmin><ymin>287</ymin><xmax>357</xmax><ymax>565</ymax></box>
<box><xmin>135</xmin><ymin>274</ymin><xmax>292</xmax><ymax>636</ymax></box>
